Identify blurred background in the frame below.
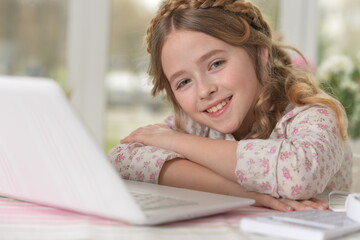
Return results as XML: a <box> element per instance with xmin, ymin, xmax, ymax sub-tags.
<box><xmin>0</xmin><ymin>0</ymin><xmax>359</xmax><ymax>191</ymax></box>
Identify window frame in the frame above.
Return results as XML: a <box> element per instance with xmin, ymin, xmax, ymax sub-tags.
<box><xmin>67</xmin><ymin>0</ymin><xmax>110</xmax><ymax>146</ymax></box>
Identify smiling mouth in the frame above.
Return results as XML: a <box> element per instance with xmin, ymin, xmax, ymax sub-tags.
<box><xmin>205</xmin><ymin>97</ymin><xmax>231</xmax><ymax>113</ymax></box>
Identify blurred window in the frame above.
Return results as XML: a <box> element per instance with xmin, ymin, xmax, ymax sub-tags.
<box><xmin>0</xmin><ymin>0</ymin><xmax>68</xmax><ymax>88</ymax></box>
<box><xmin>319</xmin><ymin>0</ymin><xmax>360</xmax><ymax>60</ymax></box>
<box><xmin>318</xmin><ymin>0</ymin><xmax>360</xmax><ymax>192</ymax></box>
<box><xmin>105</xmin><ymin>0</ymin><xmax>166</xmax><ymax>151</ymax></box>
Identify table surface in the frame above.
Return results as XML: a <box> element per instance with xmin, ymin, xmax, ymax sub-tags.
<box><xmin>1</xmin><ymin>196</ymin><xmax>360</xmax><ymax>240</ymax></box>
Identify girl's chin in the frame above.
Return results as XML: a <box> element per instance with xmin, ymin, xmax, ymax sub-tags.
<box><xmin>211</xmin><ymin>126</ymin><xmax>238</xmax><ymax>136</ymax></box>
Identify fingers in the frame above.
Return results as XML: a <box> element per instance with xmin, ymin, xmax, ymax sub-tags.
<box><xmin>303</xmin><ymin>198</ymin><xmax>329</xmax><ymax>210</ymax></box>
<box><xmin>120</xmin><ymin>125</ymin><xmax>154</xmax><ymax>143</ymax></box>
<box><xmin>263</xmin><ymin>198</ymin><xmax>294</xmax><ymax>212</ymax></box>
<box><xmin>120</xmin><ymin>128</ymin><xmax>145</xmax><ymax>144</ymax></box>
<box><xmin>249</xmin><ymin>191</ymin><xmax>330</xmax><ymax>212</ymax></box>
<box><xmin>278</xmin><ymin>198</ymin><xmax>312</xmax><ymax>211</ymax></box>
<box><xmin>251</xmin><ymin>194</ymin><xmax>293</xmax><ymax>212</ymax></box>
<box><xmin>278</xmin><ymin>198</ymin><xmax>329</xmax><ymax>211</ymax></box>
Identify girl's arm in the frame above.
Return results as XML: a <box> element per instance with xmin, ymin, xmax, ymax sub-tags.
<box><xmin>108</xmin><ymin>115</ymin><xmax>215</xmax><ymax>184</ymax></box>
<box><xmin>235</xmin><ymin>106</ymin><xmax>352</xmax><ymax>199</ymax></box>
<box><xmin>120</xmin><ymin>124</ymin><xmax>239</xmax><ymax>182</ymax></box>
<box><xmin>108</xmin><ymin>141</ymin><xmax>327</xmax><ymax>211</ymax></box>
<box><xmin>121</xmin><ymin>106</ymin><xmax>351</xmax><ymax>200</ymax></box>
<box><xmin>159</xmin><ymin>158</ymin><xmax>328</xmax><ymax>211</ymax></box>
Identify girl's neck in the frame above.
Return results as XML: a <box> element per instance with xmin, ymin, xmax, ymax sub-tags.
<box><xmin>232</xmin><ymin>110</ymin><xmax>255</xmax><ymax>141</ymax></box>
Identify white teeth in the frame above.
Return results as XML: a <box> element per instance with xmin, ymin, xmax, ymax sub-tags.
<box><xmin>206</xmin><ymin>98</ymin><xmax>229</xmax><ymax>113</ymax></box>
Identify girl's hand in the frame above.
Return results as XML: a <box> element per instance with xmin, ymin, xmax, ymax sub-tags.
<box><xmin>249</xmin><ymin>192</ymin><xmax>329</xmax><ymax>212</ymax></box>
<box><xmin>277</xmin><ymin>197</ymin><xmax>329</xmax><ymax>211</ymax></box>
<box><xmin>223</xmin><ymin>179</ymin><xmax>328</xmax><ymax>212</ymax></box>
<box><xmin>120</xmin><ymin>124</ymin><xmax>182</xmax><ymax>151</ymax></box>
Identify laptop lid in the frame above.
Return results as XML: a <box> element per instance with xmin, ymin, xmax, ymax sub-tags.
<box><xmin>0</xmin><ymin>76</ymin><xmax>146</xmax><ymax>223</ymax></box>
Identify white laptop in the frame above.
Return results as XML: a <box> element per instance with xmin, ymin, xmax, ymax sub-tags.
<box><xmin>0</xmin><ymin>76</ymin><xmax>254</xmax><ymax>225</ymax></box>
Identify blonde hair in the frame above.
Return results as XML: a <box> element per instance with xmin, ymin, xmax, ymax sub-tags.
<box><xmin>146</xmin><ymin>0</ymin><xmax>347</xmax><ymax>140</ymax></box>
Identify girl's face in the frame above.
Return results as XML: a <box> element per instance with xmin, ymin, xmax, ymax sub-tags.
<box><xmin>161</xmin><ymin>30</ymin><xmax>261</xmax><ymax>139</ymax></box>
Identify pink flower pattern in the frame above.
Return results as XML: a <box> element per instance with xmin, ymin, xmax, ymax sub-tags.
<box><xmin>235</xmin><ymin>170</ymin><xmax>247</xmax><ymax>181</ymax></box>
<box><xmin>107</xmin><ymin>143</ymin><xmax>183</xmax><ymax>184</ymax></box>
<box><xmin>259</xmin><ymin>158</ymin><xmax>270</xmax><ymax>175</ymax></box>
<box><xmin>282</xmin><ymin>167</ymin><xmax>292</xmax><ymax>180</ymax></box>
<box><xmin>291</xmin><ymin>185</ymin><xmax>303</xmax><ymax>198</ymax></box>
<box><xmin>108</xmin><ymin>105</ymin><xmax>353</xmax><ymax>199</ymax></box>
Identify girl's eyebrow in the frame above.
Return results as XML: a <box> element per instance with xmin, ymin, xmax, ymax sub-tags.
<box><xmin>168</xmin><ymin>70</ymin><xmax>186</xmax><ymax>84</ymax></box>
<box><xmin>168</xmin><ymin>49</ymin><xmax>225</xmax><ymax>83</ymax></box>
<box><xmin>196</xmin><ymin>49</ymin><xmax>225</xmax><ymax>65</ymax></box>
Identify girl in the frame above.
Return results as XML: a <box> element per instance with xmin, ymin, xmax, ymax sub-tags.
<box><xmin>108</xmin><ymin>0</ymin><xmax>353</xmax><ymax>211</ymax></box>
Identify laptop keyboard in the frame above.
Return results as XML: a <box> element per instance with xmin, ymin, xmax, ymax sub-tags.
<box><xmin>131</xmin><ymin>192</ymin><xmax>197</xmax><ymax>210</ymax></box>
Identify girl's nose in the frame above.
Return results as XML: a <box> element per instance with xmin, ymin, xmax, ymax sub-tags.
<box><xmin>198</xmin><ymin>80</ymin><xmax>217</xmax><ymax>100</ymax></box>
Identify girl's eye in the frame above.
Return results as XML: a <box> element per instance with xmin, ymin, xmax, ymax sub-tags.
<box><xmin>210</xmin><ymin>60</ymin><xmax>224</xmax><ymax>70</ymax></box>
<box><xmin>177</xmin><ymin>79</ymin><xmax>191</xmax><ymax>89</ymax></box>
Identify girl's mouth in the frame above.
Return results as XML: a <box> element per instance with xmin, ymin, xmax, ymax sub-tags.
<box><xmin>205</xmin><ymin>96</ymin><xmax>232</xmax><ymax>115</ymax></box>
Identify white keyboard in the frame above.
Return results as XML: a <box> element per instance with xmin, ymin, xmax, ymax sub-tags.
<box><xmin>131</xmin><ymin>192</ymin><xmax>197</xmax><ymax>210</ymax></box>
<box><xmin>241</xmin><ymin>210</ymin><xmax>360</xmax><ymax>240</ymax></box>
<box><xmin>270</xmin><ymin>210</ymin><xmax>355</xmax><ymax>229</ymax></box>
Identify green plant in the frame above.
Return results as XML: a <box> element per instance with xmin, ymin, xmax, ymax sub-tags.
<box><xmin>317</xmin><ymin>54</ymin><xmax>360</xmax><ymax>139</ymax></box>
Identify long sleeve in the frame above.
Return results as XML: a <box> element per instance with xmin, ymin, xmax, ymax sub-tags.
<box><xmin>107</xmin><ymin>114</ymin><xmax>220</xmax><ymax>184</ymax></box>
<box><xmin>107</xmin><ymin>116</ymin><xmax>185</xmax><ymax>184</ymax></box>
<box><xmin>235</xmin><ymin>105</ymin><xmax>353</xmax><ymax>199</ymax></box>
<box><xmin>108</xmin><ymin>142</ymin><xmax>183</xmax><ymax>183</ymax></box>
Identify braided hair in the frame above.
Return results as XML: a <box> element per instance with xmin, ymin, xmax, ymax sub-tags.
<box><xmin>146</xmin><ymin>0</ymin><xmax>347</xmax><ymax>140</ymax></box>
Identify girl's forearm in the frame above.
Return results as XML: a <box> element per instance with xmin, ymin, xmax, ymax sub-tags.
<box><xmin>158</xmin><ymin>158</ymin><xmax>328</xmax><ymax>212</ymax></box>
<box><xmin>158</xmin><ymin>158</ymin><xmax>247</xmax><ymax>196</ymax></box>
<box><xmin>172</xmin><ymin>133</ymin><xmax>239</xmax><ymax>182</ymax></box>
<box><xmin>120</xmin><ymin>124</ymin><xmax>239</xmax><ymax>182</ymax></box>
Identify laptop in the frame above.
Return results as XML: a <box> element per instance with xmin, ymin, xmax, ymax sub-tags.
<box><xmin>0</xmin><ymin>76</ymin><xmax>254</xmax><ymax>225</ymax></box>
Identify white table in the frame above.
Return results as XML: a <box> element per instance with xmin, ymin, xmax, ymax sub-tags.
<box><xmin>1</xmin><ymin>196</ymin><xmax>360</xmax><ymax>240</ymax></box>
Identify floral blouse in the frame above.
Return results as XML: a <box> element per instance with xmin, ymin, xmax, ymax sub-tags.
<box><xmin>108</xmin><ymin>105</ymin><xmax>353</xmax><ymax>199</ymax></box>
